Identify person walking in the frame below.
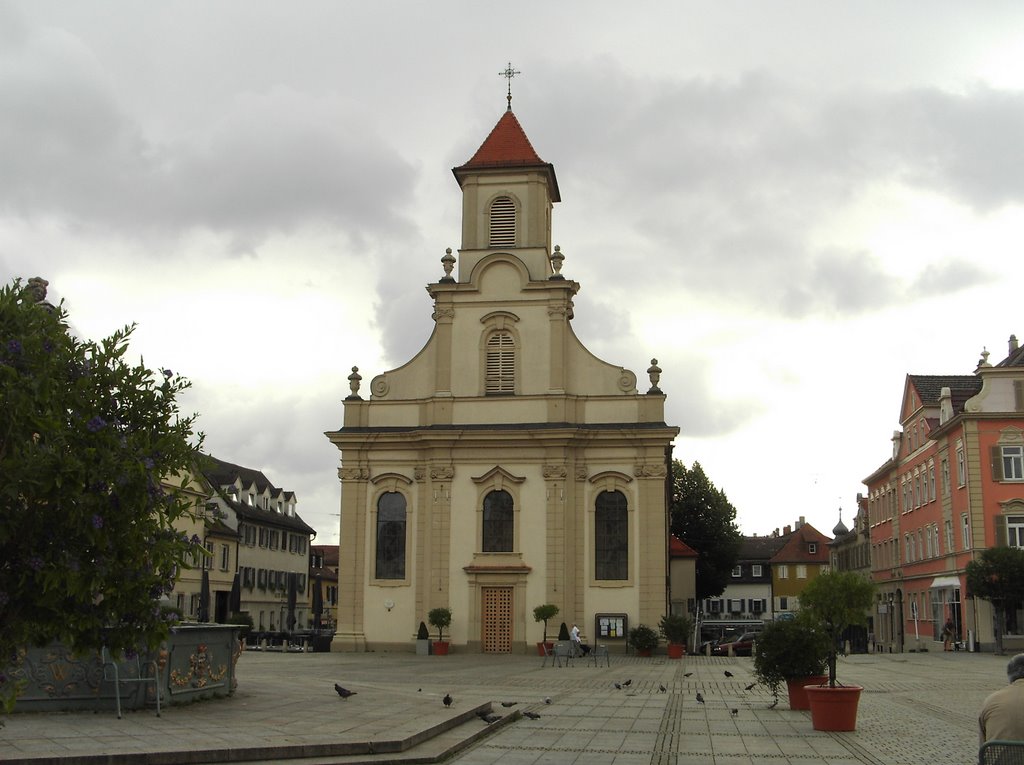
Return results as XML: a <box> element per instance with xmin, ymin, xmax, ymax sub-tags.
<box><xmin>942</xmin><ymin>619</ymin><xmax>955</xmax><ymax>651</ymax></box>
<box><xmin>979</xmin><ymin>653</ymin><xmax>1024</xmax><ymax>744</ymax></box>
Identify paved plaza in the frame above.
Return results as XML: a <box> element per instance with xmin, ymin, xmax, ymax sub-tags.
<box><xmin>0</xmin><ymin>646</ymin><xmax>1007</xmax><ymax>764</ymax></box>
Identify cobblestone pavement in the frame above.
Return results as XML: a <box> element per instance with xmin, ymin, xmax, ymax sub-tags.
<box><xmin>0</xmin><ymin>647</ymin><xmax>1006</xmax><ymax>764</ymax></box>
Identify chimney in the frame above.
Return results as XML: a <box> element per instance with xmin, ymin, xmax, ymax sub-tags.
<box><xmin>1011</xmin><ymin>334</ymin><xmax>1019</xmax><ymax>354</ymax></box>
<box><xmin>939</xmin><ymin>386</ymin><xmax>953</xmax><ymax>425</ymax></box>
<box><xmin>797</xmin><ymin>515</ymin><xmax>805</xmax><ymax>529</ymax></box>
<box><xmin>783</xmin><ymin>525</ymin><xmax>791</xmax><ymax>535</ymax></box>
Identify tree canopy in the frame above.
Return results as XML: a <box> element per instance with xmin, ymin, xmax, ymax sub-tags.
<box><xmin>798</xmin><ymin>570</ymin><xmax>874</xmax><ymax>686</ymax></box>
<box><xmin>966</xmin><ymin>546</ymin><xmax>1024</xmax><ymax>655</ymax></box>
<box><xmin>669</xmin><ymin>460</ymin><xmax>743</xmax><ymax>600</ymax></box>
<box><xmin>0</xmin><ymin>278</ymin><xmax>203</xmax><ymax>708</ymax></box>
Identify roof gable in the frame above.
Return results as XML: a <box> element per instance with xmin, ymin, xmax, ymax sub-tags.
<box><xmin>459</xmin><ymin>110</ymin><xmax>545</xmax><ymax>169</ymax></box>
<box><xmin>903</xmin><ymin>374</ymin><xmax>980</xmax><ymax>423</ymax></box>
<box><xmin>769</xmin><ymin>523</ymin><xmax>832</xmax><ymax>564</ymax></box>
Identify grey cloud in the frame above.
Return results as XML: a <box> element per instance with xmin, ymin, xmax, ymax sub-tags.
<box><xmin>521</xmin><ymin>63</ymin><xmax>1019</xmax><ymax>318</ymax></box>
<box><xmin>0</xmin><ymin>19</ymin><xmax>418</xmax><ymax>247</ymax></box>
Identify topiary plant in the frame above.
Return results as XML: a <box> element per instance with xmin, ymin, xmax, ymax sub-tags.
<box><xmin>533</xmin><ymin>604</ymin><xmax>559</xmax><ymax>644</ymax></box>
<box><xmin>428</xmin><ymin>607</ymin><xmax>452</xmax><ymax>643</ymax></box>
<box><xmin>628</xmin><ymin>623</ymin><xmax>660</xmax><ymax>652</ymax></box>
<box><xmin>753</xmin><ymin>615</ymin><xmax>830</xmax><ymax>700</ymax></box>
<box><xmin>417</xmin><ymin>621</ymin><xmax>430</xmax><ymax>640</ymax></box>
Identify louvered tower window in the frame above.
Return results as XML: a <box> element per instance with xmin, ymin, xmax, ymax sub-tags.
<box><xmin>489</xmin><ymin>196</ymin><xmax>516</xmax><ymax>247</ymax></box>
<box><xmin>485</xmin><ymin>331</ymin><xmax>515</xmax><ymax>394</ymax></box>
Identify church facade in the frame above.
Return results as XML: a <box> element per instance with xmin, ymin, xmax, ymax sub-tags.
<box><xmin>326</xmin><ymin>105</ymin><xmax>680</xmax><ymax>653</ymax></box>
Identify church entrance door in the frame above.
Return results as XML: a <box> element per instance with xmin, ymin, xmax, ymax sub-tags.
<box><xmin>481</xmin><ymin>587</ymin><xmax>513</xmax><ymax>653</ymax></box>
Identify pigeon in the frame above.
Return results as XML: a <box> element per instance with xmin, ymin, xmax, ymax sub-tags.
<box><xmin>614</xmin><ymin>682</ymin><xmax>622</xmax><ymax>690</ymax></box>
<box><xmin>683</xmin><ymin>672</ymin><xmax>694</xmax><ymax>677</ymax></box>
<box><xmin>443</xmin><ymin>693</ymin><xmax>453</xmax><ymax>707</ymax></box>
<box><xmin>523</xmin><ymin>710</ymin><xmax>541</xmax><ymax>720</ymax></box>
<box><xmin>623</xmin><ymin>679</ymin><xmax>632</xmax><ymax>687</ymax></box>
<box><xmin>659</xmin><ymin>684</ymin><xmax>667</xmax><ymax>693</ymax></box>
<box><xmin>544</xmin><ymin>697</ymin><xmax>552</xmax><ymax>704</ymax></box>
<box><xmin>695</xmin><ymin>692</ymin><xmax>705</xmax><ymax>704</ymax></box>
<box><xmin>334</xmin><ymin>684</ymin><xmax>356</xmax><ymax>699</ymax></box>
<box><xmin>723</xmin><ymin>670</ymin><xmax>733</xmax><ymax>678</ymax></box>
<box><xmin>730</xmin><ymin>708</ymin><xmax>738</xmax><ymax>716</ymax></box>
<box><xmin>480</xmin><ymin>712</ymin><xmax>500</xmax><ymax>724</ymax></box>
<box><xmin>500</xmin><ymin>701</ymin><xmax>518</xmax><ymax>707</ymax></box>
<box><xmin>744</xmin><ymin>682</ymin><xmax>757</xmax><ymax>691</ymax></box>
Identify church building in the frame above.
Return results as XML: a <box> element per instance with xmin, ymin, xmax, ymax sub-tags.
<box><xmin>326</xmin><ymin>100</ymin><xmax>680</xmax><ymax>653</ymax></box>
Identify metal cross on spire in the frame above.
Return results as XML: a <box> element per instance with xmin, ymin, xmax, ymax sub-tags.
<box><xmin>499</xmin><ymin>62</ymin><xmax>520</xmax><ymax>110</ymax></box>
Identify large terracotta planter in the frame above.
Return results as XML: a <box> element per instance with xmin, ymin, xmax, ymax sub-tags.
<box><xmin>804</xmin><ymin>684</ymin><xmax>863</xmax><ymax>731</ymax></box>
<box><xmin>785</xmin><ymin>675</ymin><xmax>829</xmax><ymax>710</ymax></box>
<box><xmin>667</xmin><ymin>643</ymin><xmax>686</xmax><ymax>659</ymax></box>
<box><xmin>537</xmin><ymin>641</ymin><xmax>553</xmax><ymax>657</ymax></box>
<box><xmin>432</xmin><ymin>641</ymin><xmax>450</xmax><ymax>655</ymax></box>
<box><xmin>636</xmin><ymin>648</ymin><xmax>653</xmax><ymax>657</ymax></box>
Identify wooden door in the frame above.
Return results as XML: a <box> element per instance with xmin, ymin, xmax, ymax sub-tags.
<box><xmin>481</xmin><ymin>587</ymin><xmax>513</xmax><ymax>653</ymax></box>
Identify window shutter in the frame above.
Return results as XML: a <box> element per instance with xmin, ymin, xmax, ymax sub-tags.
<box><xmin>995</xmin><ymin>515</ymin><xmax>1008</xmax><ymax>547</ymax></box>
<box><xmin>257</xmin><ymin>568</ymin><xmax>267</xmax><ymax>589</ymax></box>
<box><xmin>1015</xmin><ymin>380</ymin><xmax>1024</xmax><ymax>412</ymax></box>
<box><xmin>488</xmin><ymin>196</ymin><xmax>516</xmax><ymax>247</ymax></box>
<box><xmin>992</xmin><ymin>446</ymin><xmax>1004</xmax><ymax>481</ymax></box>
<box><xmin>485</xmin><ymin>332</ymin><xmax>515</xmax><ymax>394</ymax></box>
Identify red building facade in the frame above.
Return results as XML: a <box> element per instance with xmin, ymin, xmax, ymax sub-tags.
<box><xmin>864</xmin><ymin>336</ymin><xmax>1024</xmax><ymax>653</ymax></box>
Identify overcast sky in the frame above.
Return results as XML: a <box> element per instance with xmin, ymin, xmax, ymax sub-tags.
<box><xmin>3</xmin><ymin>1</ymin><xmax>1024</xmax><ymax>544</ymax></box>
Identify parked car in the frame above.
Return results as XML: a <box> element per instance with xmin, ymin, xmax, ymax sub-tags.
<box><xmin>712</xmin><ymin>631</ymin><xmax>759</xmax><ymax>657</ymax></box>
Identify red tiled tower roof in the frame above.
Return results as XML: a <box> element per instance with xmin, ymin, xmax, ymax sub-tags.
<box><xmin>453</xmin><ymin>109</ymin><xmax>560</xmax><ymax>201</ymax></box>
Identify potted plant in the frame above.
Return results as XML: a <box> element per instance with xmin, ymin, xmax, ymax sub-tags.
<box><xmin>533</xmin><ymin>604</ymin><xmax>559</xmax><ymax>656</ymax></box>
<box><xmin>659</xmin><ymin>613</ymin><xmax>692</xmax><ymax>659</ymax></box>
<box><xmin>428</xmin><ymin>607</ymin><xmax>452</xmax><ymax>656</ymax></box>
<box><xmin>799</xmin><ymin>570</ymin><xmax>875</xmax><ymax>730</ymax></box>
<box><xmin>416</xmin><ymin>620</ymin><xmax>431</xmax><ymax>655</ymax></box>
<box><xmin>752</xmin><ymin>615</ymin><xmax>829</xmax><ymax>709</ymax></box>
<box><xmin>628</xmin><ymin>624</ymin><xmax>659</xmax><ymax>657</ymax></box>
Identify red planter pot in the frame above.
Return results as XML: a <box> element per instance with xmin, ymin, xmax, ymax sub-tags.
<box><xmin>637</xmin><ymin>649</ymin><xmax>653</xmax><ymax>657</ymax></box>
<box><xmin>537</xmin><ymin>642</ymin><xmax>553</xmax><ymax>657</ymax></box>
<box><xmin>804</xmin><ymin>684</ymin><xmax>863</xmax><ymax>731</ymax></box>
<box><xmin>785</xmin><ymin>675</ymin><xmax>829</xmax><ymax>710</ymax></box>
<box><xmin>432</xmin><ymin>641</ymin><xmax>450</xmax><ymax>656</ymax></box>
<box><xmin>667</xmin><ymin>643</ymin><xmax>686</xmax><ymax>659</ymax></box>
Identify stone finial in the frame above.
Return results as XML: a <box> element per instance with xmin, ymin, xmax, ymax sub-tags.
<box><xmin>346</xmin><ymin>366</ymin><xmax>362</xmax><ymax>400</ymax></box>
<box><xmin>440</xmin><ymin>248</ymin><xmax>455</xmax><ymax>282</ymax></box>
<box><xmin>647</xmin><ymin>359</ymin><xmax>663</xmax><ymax>395</ymax></box>
<box><xmin>1010</xmin><ymin>334</ymin><xmax>1019</xmax><ymax>354</ymax></box>
<box><xmin>978</xmin><ymin>347</ymin><xmax>991</xmax><ymax>369</ymax></box>
<box><xmin>23</xmin><ymin>276</ymin><xmax>49</xmax><ymax>303</ymax></box>
<box><xmin>549</xmin><ymin>245</ymin><xmax>565</xmax><ymax>280</ymax></box>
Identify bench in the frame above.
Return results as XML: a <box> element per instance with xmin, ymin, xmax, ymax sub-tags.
<box><xmin>980</xmin><ymin>739</ymin><xmax>1024</xmax><ymax>765</ymax></box>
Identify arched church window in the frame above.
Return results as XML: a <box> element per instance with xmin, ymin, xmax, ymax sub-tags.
<box><xmin>375</xmin><ymin>491</ymin><xmax>406</xmax><ymax>579</ymax></box>
<box><xmin>595</xmin><ymin>490</ymin><xmax>628</xmax><ymax>580</ymax></box>
<box><xmin>482</xmin><ymin>490</ymin><xmax>514</xmax><ymax>552</ymax></box>
<box><xmin>485</xmin><ymin>331</ymin><xmax>515</xmax><ymax>394</ymax></box>
<box><xmin>489</xmin><ymin>196</ymin><xmax>516</xmax><ymax>247</ymax></box>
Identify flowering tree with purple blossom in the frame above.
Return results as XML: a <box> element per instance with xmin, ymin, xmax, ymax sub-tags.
<box><xmin>0</xmin><ymin>278</ymin><xmax>204</xmax><ymax>711</ymax></box>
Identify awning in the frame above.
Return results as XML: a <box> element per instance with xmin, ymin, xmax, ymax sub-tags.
<box><xmin>929</xmin><ymin>575</ymin><xmax>961</xmax><ymax>589</ymax></box>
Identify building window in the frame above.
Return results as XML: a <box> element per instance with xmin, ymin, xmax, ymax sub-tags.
<box><xmin>956</xmin><ymin>445</ymin><xmax>966</xmax><ymax>487</ymax></box>
<box><xmin>751</xmin><ymin>599</ymin><xmax>765</xmax><ymax>614</ymax></box>
<box><xmin>482</xmin><ymin>490</ymin><xmax>514</xmax><ymax>552</ymax></box>
<box><xmin>595</xmin><ymin>490</ymin><xmax>628</xmax><ymax>580</ymax></box>
<box><xmin>808</xmin><ymin>543</ymin><xmax>817</xmax><ymax>554</ymax></box>
<box><xmin>796</xmin><ymin>564</ymin><xmax>807</xmax><ymax>579</ymax></box>
<box><xmin>752</xmin><ymin>564</ymin><xmax>763</xmax><ymax>577</ymax></box>
<box><xmin>779</xmin><ymin>596</ymin><xmax>789</xmax><ymax>611</ymax></box>
<box><xmin>484</xmin><ymin>331</ymin><xmax>515</xmax><ymax>394</ymax></box>
<box><xmin>731</xmin><ymin>565</ymin><xmax>742</xmax><ymax>577</ymax></box>
<box><xmin>961</xmin><ymin>513</ymin><xmax>970</xmax><ymax>550</ymax></box>
<box><xmin>929</xmin><ymin>465</ymin><xmax>936</xmax><ymax>501</ymax></box>
<box><xmin>942</xmin><ymin>458</ymin><xmax>950</xmax><ymax>496</ymax></box>
<box><xmin>1008</xmin><ymin>516</ymin><xmax>1024</xmax><ymax>548</ymax></box>
<box><xmin>1003</xmin><ymin>446</ymin><xmax>1024</xmax><ymax>481</ymax></box>
<box><xmin>488</xmin><ymin>196</ymin><xmax>516</xmax><ymax>247</ymax></box>
<box><xmin>777</xmin><ymin>565</ymin><xmax>788</xmax><ymax>579</ymax></box>
<box><xmin>945</xmin><ymin>520</ymin><xmax>953</xmax><ymax>553</ymax></box>
<box><xmin>375</xmin><ymin>491</ymin><xmax>406</xmax><ymax>580</ymax></box>
<box><xmin>219</xmin><ymin>544</ymin><xmax>229</xmax><ymax>571</ymax></box>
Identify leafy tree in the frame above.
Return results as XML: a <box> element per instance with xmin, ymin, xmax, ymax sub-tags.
<box><xmin>798</xmin><ymin>570</ymin><xmax>874</xmax><ymax>686</ymax></box>
<box><xmin>966</xmin><ymin>546</ymin><xmax>1024</xmax><ymax>656</ymax></box>
<box><xmin>0</xmin><ymin>278</ymin><xmax>203</xmax><ymax>710</ymax></box>
<box><xmin>669</xmin><ymin>460</ymin><xmax>742</xmax><ymax>600</ymax></box>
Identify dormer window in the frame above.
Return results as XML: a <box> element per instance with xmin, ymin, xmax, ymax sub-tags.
<box><xmin>248</xmin><ymin>493</ymin><xmax>254</xmax><ymax>507</ymax></box>
<box><xmin>808</xmin><ymin>542</ymin><xmax>817</xmax><ymax>554</ymax></box>
<box><xmin>488</xmin><ymin>196</ymin><xmax>516</xmax><ymax>247</ymax></box>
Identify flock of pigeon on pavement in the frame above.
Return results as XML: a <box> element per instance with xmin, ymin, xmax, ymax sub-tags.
<box><xmin>334</xmin><ymin>668</ymin><xmax>772</xmax><ymax>721</ymax></box>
